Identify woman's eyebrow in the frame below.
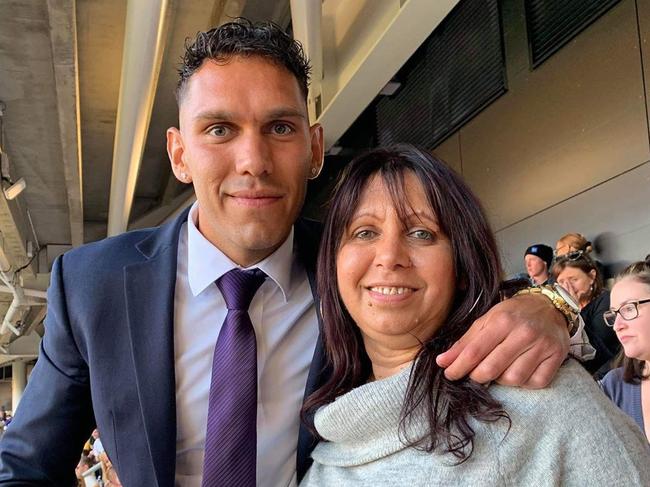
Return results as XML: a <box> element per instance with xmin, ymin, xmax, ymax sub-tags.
<box><xmin>349</xmin><ymin>209</ymin><xmax>377</xmax><ymax>221</ymax></box>
<box><xmin>404</xmin><ymin>209</ymin><xmax>439</xmax><ymax>225</ymax></box>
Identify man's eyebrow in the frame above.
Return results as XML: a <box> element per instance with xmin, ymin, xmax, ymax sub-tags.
<box><xmin>193</xmin><ymin>110</ymin><xmax>235</xmax><ymax>122</ymax></box>
<box><xmin>266</xmin><ymin>107</ymin><xmax>306</xmax><ymax>120</ymax></box>
<box><xmin>192</xmin><ymin>108</ymin><xmax>307</xmax><ymax>123</ymax></box>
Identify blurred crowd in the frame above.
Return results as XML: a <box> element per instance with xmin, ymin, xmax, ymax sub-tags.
<box><xmin>520</xmin><ymin>232</ymin><xmax>650</xmax><ymax>440</ymax></box>
<box><xmin>75</xmin><ymin>429</ymin><xmax>121</xmax><ymax>487</ymax></box>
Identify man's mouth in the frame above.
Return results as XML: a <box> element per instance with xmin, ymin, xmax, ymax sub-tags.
<box><xmin>228</xmin><ymin>191</ymin><xmax>283</xmax><ymax>207</ymax></box>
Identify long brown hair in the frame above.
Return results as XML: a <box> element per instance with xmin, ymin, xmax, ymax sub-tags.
<box><xmin>615</xmin><ymin>255</ymin><xmax>650</xmax><ymax>383</ymax></box>
<box><xmin>303</xmin><ymin>145</ymin><xmax>508</xmax><ymax>462</ymax></box>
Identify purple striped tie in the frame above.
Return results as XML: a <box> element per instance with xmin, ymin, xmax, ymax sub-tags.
<box><xmin>202</xmin><ymin>268</ymin><xmax>266</xmax><ymax>487</ymax></box>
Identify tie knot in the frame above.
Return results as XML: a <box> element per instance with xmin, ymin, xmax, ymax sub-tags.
<box><xmin>216</xmin><ymin>268</ymin><xmax>266</xmax><ymax>310</ymax></box>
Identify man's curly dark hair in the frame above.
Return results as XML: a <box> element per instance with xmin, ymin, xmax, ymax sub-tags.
<box><xmin>176</xmin><ymin>18</ymin><xmax>311</xmax><ymax>103</ymax></box>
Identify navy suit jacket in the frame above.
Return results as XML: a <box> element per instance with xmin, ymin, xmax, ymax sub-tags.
<box><xmin>0</xmin><ymin>207</ymin><xmax>327</xmax><ymax>486</ymax></box>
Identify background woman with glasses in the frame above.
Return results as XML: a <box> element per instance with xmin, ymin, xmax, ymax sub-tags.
<box><xmin>552</xmin><ymin>254</ymin><xmax>619</xmax><ymax>378</ymax></box>
<box><xmin>600</xmin><ymin>256</ymin><xmax>650</xmax><ymax>440</ymax></box>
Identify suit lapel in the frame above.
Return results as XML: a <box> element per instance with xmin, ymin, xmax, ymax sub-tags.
<box><xmin>124</xmin><ymin>207</ymin><xmax>190</xmax><ymax>487</ymax></box>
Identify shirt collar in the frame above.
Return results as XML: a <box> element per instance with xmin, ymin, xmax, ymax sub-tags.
<box><xmin>186</xmin><ymin>202</ymin><xmax>293</xmax><ymax>302</ymax></box>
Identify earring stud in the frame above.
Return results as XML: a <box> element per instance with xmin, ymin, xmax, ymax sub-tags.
<box><xmin>180</xmin><ymin>172</ymin><xmax>187</xmax><ymax>181</ymax></box>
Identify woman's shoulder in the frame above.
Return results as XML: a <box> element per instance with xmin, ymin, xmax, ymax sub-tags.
<box><xmin>583</xmin><ymin>290</ymin><xmax>610</xmax><ymax>315</ymax></box>
<box><xmin>486</xmin><ymin>360</ymin><xmax>650</xmax><ymax>483</ymax></box>
<box><xmin>600</xmin><ymin>367</ymin><xmax>639</xmax><ymax>403</ymax></box>
<box><xmin>600</xmin><ymin>366</ymin><xmax>626</xmax><ymax>389</ymax></box>
<box><xmin>489</xmin><ymin>360</ymin><xmax>625</xmax><ymax>428</ymax></box>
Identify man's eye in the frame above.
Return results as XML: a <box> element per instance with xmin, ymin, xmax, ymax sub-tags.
<box><xmin>409</xmin><ymin>229</ymin><xmax>433</xmax><ymax>240</ymax></box>
<box><xmin>210</xmin><ymin>126</ymin><xmax>229</xmax><ymax>137</ymax></box>
<box><xmin>272</xmin><ymin>123</ymin><xmax>293</xmax><ymax>135</ymax></box>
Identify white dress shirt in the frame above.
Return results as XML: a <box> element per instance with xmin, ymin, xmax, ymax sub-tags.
<box><xmin>174</xmin><ymin>203</ymin><xmax>319</xmax><ymax>487</ymax></box>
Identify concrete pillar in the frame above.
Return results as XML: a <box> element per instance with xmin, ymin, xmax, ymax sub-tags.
<box><xmin>11</xmin><ymin>361</ymin><xmax>26</xmax><ymax>412</ymax></box>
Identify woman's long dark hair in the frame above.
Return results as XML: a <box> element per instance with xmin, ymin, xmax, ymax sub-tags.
<box><xmin>302</xmin><ymin>145</ymin><xmax>508</xmax><ymax>461</ymax></box>
<box><xmin>615</xmin><ymin>255</ymin><xmax>650</xmax><ymax>383</ymax></box>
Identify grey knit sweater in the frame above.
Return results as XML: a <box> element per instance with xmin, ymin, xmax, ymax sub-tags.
<box><xmin>301</xmin><ymin>360</ymin><xmax>650</xmax><ymax>486</ymax></box>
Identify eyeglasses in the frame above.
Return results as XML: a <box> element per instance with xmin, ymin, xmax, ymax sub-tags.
<box><xmin>603</xmin><ymin>298</ymin><xmax>650</xmax><ymax>327</ymax></box>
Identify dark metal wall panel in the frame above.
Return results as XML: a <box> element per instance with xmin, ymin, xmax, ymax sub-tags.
<box><xmin>525</xmin><ymin>0</ymin><xmax>622</xmax><ymax>67</ymax></box>
<box><xmin>376</xmin><ymin>0</ymin><xmax>506</xmax><ymax>149</ymax></box>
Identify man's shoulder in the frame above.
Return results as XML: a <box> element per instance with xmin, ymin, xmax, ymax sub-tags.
<box><xmin>64</xmin><ymin>227</ymin><xmax>157</xmax><ymax>262</ymax></box>
<box><xmin>295</xmin><ymin>217</ymin><xmax>322</xmax><ymax>238</ymax></box>
<box><xmin>63</xmin><ymin>206</ymin><xmax>190</xmax><ymax>267</ymax></box>
<box><xmin>294</xmin><ymin>217</ymin><xmax>323</xmax><ymax>268</ymax></box>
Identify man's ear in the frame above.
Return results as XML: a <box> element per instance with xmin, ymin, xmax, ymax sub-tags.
<box><xmin>308</xmin><ymin>123</ymin><xmax>324</xmax><ymax>180</ymax></box>
<box><xmin>167</xmin><ymin>127</ymin><xmax>191</xmax><ymax>183</ymax></box>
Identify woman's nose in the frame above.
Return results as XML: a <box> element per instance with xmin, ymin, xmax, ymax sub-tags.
<box><xmin>613</xmin><ymin>314</ymin><xmax>627</xmax><ymax>332</ymax></box>
<box><xmin>374</xmin><ymin>234</ymin><xmax>411</xmax><ymax>269</ymax></box>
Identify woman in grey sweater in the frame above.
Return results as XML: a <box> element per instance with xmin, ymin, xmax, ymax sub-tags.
<box><xmin>300</xmin><ymin>145</ymin><xmax>650</xmax><ymax>486</ymax></box>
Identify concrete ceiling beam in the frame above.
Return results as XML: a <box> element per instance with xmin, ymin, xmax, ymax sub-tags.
<box><xmin>0</xmin><ymin>193</ymin><xmax>35</xmax><ymax>276</ymax></box>
<box><xmin>290</xmin><ymin>0</ymin><xmax>323</xmax><ymax>123</ymax></box>
<box><xmin>316</xmin><ymin>0</ymin><xmax>460</xmax><ymax>149</ymax></box>
<box><xmin>47</xmin><ymin>0</ymin><xmax>84</xmax><ymax>247</ymax></box>
<box><xmin>129</xmin><ymin>187</ymin><xmax>195</xmax><ymax>231</ymax></box>
<box><xmin>107</xmin><ymin>0</ymin><xmax>172</xmax><ymax>236</ymax></box>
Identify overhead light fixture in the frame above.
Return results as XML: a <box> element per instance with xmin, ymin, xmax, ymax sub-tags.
<box><xmin>327</xmin><ymin>145</ymin><xmax>343</xmax><ymax>156</ymax></box>
<box><xmin>379</xmin><ymin>80</ymin><xmax>401</xmax><ymax>96</ymax></box>
<box><xmin>4</xmin><ymin>177</ymin><xmax>26</xmax><ymax>200</ymax></box>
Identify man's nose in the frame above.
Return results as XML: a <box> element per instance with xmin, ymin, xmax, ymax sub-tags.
<box><xmin>235</xmin><ymin>133</ymin><xmax>272</xmax><ymax>176</ymax></box>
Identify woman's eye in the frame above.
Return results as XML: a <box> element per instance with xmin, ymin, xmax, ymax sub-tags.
<box><xmin>272</xmin><ymin>123</ymin><xmax>293</xmax><ymax>135</ymax></box>
<box><xmin>409</xmin><ymin>229</ymin><xmax>434</xmax><ymax>240</ymax></box>
<box><xmin>353</xmin><ymin>229</ymin><xmax>376</xmax><ymax>240</ymax></box>
<box><xmin>621</xmin><ymin>303</ymin><xmax>636</xmax><ymax>315</ymax></box>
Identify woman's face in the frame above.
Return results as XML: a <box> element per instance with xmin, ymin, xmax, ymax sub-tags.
<box><xmin>557</xmin><ymin>266</ymin><xmax>596</xmax><ymax>306</ymax></box>
<box><xmin>610</xmin><ymin>277</ymin><xmax>650</xmax><ymax>361</ymax></box>
<box><xmin>336</xmin><ymin>173</ymin><xmax>456</xmax><ymax>352</ymax></box>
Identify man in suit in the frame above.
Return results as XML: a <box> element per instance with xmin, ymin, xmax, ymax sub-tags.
<box><xmin>0</xmin><ymin>19</ymin><xmax>572</xmax><ymax>486</ymax></box>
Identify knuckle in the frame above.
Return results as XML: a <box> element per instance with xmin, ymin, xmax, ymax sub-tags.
<box><xmin>542</xmin><ymin>336</ymin><xmax>566</xmax><ymax>356</ymax></box>
<box><xmin>473</xmin><ymin>362</ymin><xmax>501</xmax><ymax>382</ymax></box>
<box><xmin>490</xmin><ymin>310</ymin><xmax>512</xmax><ymax>327</ymax></box>
<box><xmin>494</xmin><ymin>376</ymin><xmax>516</xmax><ymax>387</ymax></box>
<box><xmin>499</xmin><ymin>369</ymin><xmax>526</xmax><ymax>386</ymax></box>
<box><xmin>517</xmin><ymin>325</ymin><xmax>538</xmax><ymax>344</ymax></box>
<box><xmin>461</xmin><ymin>344</ymin><xmax>484</xmax><ymax>365</ymax></box>
<box><xmin>526</xmin><ymin>374</ymin><xmax>551</xmax><ymax>389</ymax></box>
